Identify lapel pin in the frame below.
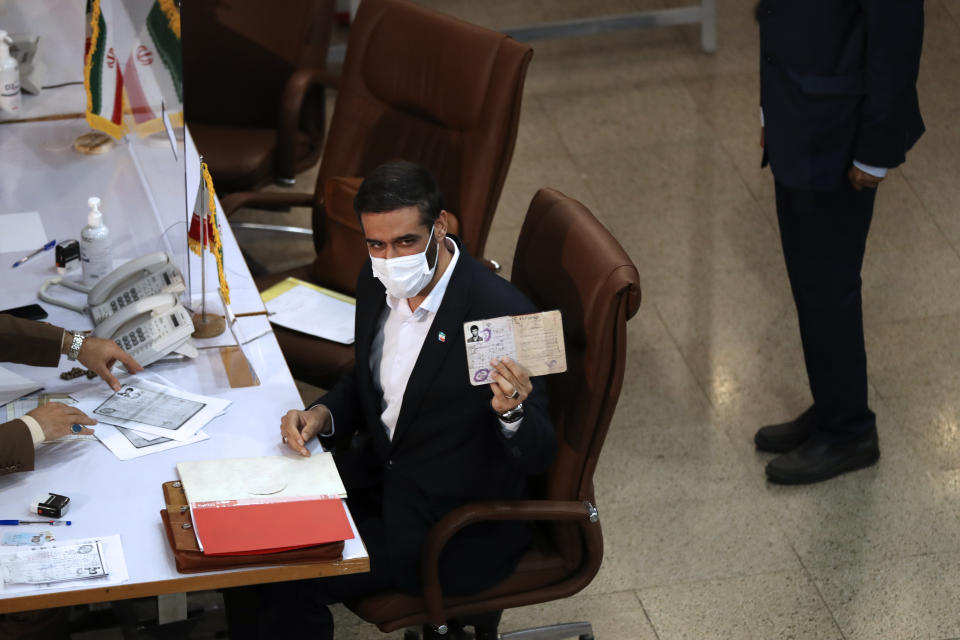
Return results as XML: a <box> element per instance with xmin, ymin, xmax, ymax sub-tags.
<box><xmin>438</xmin><ymin>331</ymin><xmax>446</xmax><ymax>342</ymax></box>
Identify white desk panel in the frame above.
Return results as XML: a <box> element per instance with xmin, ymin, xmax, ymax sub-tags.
<box><xmin>0</xmin><ymin>120</ymin><xmax>367</xmax><ymax>612</ymax></box>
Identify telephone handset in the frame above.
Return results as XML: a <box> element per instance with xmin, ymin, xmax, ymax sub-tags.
<box><xmin>39</xmin><ymin>252</ymin><xmax>196</xmax><ymax>367</ymax></box>
<box><xmin>87</xmin><ymin>252</ymin><xmax>186</xmax><ymax>323</ymax></box>
<box><xmin>92</xmin><ymin>293</ymin><xmax>196</xmax><ymax>367</ymax></box>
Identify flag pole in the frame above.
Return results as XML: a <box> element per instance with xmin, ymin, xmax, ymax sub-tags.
<box><xmin>200</xmin><ymin>156</ymin><xmax>207</xmax><ymax>323</ymax></box>
<box><xmin>191</xmin><ymin>156</ymin><xmax>226</xmax><ymax>339</ymax></box>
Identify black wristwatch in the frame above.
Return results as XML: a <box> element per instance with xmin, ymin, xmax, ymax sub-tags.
<box><xmin>498</xmin><ymin>402</ymin><xmax>524</xmax><ymax>424</ymax></box>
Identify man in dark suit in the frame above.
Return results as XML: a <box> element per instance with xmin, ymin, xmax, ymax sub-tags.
<box><xmin>754</xmin><ymin>1</ymin><xmax>925</xmax><ymax>483</ymax></box>
<box><xmin>225</xmin><ymin>161</ymin><xmax>557</xmax><ymax>639</ymax></box>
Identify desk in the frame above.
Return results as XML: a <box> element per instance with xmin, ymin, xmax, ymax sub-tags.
<box><xmin>0</xmin><ymin>118</ymin><xmax>368</xmax><ymax>614</ymax></box>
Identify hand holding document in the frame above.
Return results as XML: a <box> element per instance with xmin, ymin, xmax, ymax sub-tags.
<box><xmin>464</xmin><ymin>310</ymin><xmax>567</xmax><ymax>386</ymax></box>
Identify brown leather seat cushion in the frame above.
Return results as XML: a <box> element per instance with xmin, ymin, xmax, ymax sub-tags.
<box><xmin>191</xmin><ymin>124</ymin><xmax>313</xmax><ymax>190</ymax></box>
<box><xmin>348</xmin><ymin>543</ymin><xmax>569</xmax><ymax>626</ymax></box>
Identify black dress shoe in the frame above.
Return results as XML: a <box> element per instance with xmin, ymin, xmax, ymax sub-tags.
<box><xmin>765</xmin><ymin>428</ymin><xmax>880</xmax><ymax>485</ymax></box>
<box><xmin>755</xmin><ymin>407</ymin><xmax>817</xmax><ymax>453</ymax></box>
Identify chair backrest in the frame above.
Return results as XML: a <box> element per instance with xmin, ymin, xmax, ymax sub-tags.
<box><xmin>511</xmin><ymin>189</ymin><xmax>641</xmax><ymax>510</ymax></box>
<box><xmin>311</xmin><ymin>0</ymin><xmax>532</xmax><ymax>263</ymax></box>
<box><xmin>183</xmin><ymin>0</ymin><xmax>333</xmax><ymax>130</ymax></box>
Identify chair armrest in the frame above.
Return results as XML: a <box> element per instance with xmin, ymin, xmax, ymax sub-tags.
<box><xmin>420</xmin><ymin>500</ymin><xmax>599</xmax><ymax>630</ymax></box>
<box><xmin>221</xmin><ymin>190</ymin><xmax>317</xmax><ymax>218</ymax></box>
<box><xmin>276</xmin><ymin>66</ymin><xmax>339</xmax><ymax>181</ymax></box>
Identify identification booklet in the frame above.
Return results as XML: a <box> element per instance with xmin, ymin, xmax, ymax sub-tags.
<box><xmin>463</xmin><ymin>310</ymin><xmax>567</xmax><ymax>386</ymax></box>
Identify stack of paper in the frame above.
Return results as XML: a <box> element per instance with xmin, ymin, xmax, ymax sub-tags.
<box><xmin>71</xmin><ymin>378</ymin><xmax>231</xmax><ymax>460</ymax></box>
<box><xmin>261</xmin><ymin>277</ymin><xmax>356</xmax><ymax>344</ymax></box>
<box><xmin>176</xmin><ymin>454</ymin><xmax>353</xmax><ymax>555</ymax></box>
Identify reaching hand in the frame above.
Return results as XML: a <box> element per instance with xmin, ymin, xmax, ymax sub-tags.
<box><xmin>26</xmin><ymin>402</ymin><xmax>96</xmax><ymax>441</ymax></box>
<box><xmin>488</xmin><ymin>357</ymin><xmax>533</xmax><ymax>415</ymax></box>
<box><xmin>280</xmin><ymin>405</ymin><xmax>332</xmax><ymax>457</ymax></box>
<box><xmin>77</xmin><ymin>337</ymin><xmax>144</xmax><ymax>391</ymax></box>
<box><xmin>848</xmin><ymin>165</ymin><xmax>884</xmax><ymax>191</ymax></box>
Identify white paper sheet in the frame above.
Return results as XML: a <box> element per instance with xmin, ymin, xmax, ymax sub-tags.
<box><xmin>71</xmin><ymin>377</ymin><xmax>230</xmax><ymax>442</ymax></box>
<box><xmin>0</xmin><ymin>535</ymin><xmax>128</xmax><ymax>594</ymax></box>
<box><xmin>263</xmin><ymin>280</ymin><xmax>355</xmax><ymax>345</ymax></box>
<box><xmin>0</xmin><ymin>212</ymin><xmax>48</xmax><ymax>254</ymax></box>
<box><xmin>92</xmin><ymin>422</ymin><xmax>209</xmax><ymax>461</ymax></box>
<box><xmin>0</xmin><ymin>366</ymin><xmax>43</xmax><ymax>407</ymax></box>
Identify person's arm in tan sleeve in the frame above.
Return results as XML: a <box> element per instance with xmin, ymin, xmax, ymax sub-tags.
<box><xmin>0</xmin><ymin>314</ymin><xmax>63</xmax><ymax>367</ymax></box>
<box><xmin>0</xmin><ymin>419</ymin><xmax>36</xmax><ymax>475</ymax></box>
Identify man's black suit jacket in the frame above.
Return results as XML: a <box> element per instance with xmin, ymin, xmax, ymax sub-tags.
<box><xmin>314</xmin><ymin>238</ymin><xmax>557</xmax><ymax>595</ymax></box>
<box><xmin>758</xmin><ymin>0</ymin><xmax>925</xmax><ymax>191</ymax></box>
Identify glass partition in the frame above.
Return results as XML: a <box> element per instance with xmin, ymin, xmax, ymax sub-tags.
<box><xmin>0</xmin><ymin>0</ymin><xmax>189</xmax><ymax>303</ymax></box>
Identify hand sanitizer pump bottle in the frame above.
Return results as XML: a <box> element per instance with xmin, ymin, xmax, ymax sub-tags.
<box><xmin>0</xmin><ymin>30</ymin><xmax>21</xmax><ymax>117</ymax></box>
<box><xmin>81</xmin><ymin>197</ymin><xmax>112</xmax><ymax>285</ymax></box>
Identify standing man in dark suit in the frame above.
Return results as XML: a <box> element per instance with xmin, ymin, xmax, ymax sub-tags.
<box><xmin>225</xmin><ymin>161</ymin><xmax>557</xmax><ymax>640</ymax></box>
<box><xmin>753</xmin><ymin>1</ymin><xmax>925</xmax><ymax>484</ymax></box>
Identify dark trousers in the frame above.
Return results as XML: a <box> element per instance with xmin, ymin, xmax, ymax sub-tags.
<box><xmin>223</xmin><ymin>562</ymin><xmax>393</xmax><ymax>640</ymax></box>
<box><xmin>774</xmin><ymin>180</ymin><xmax>877</xmax><ymax>440</ymax></box>
<box><xmin>223</xmin><ymin>490</ymin><xmax>393</xmax><ymax>640</ymax></box>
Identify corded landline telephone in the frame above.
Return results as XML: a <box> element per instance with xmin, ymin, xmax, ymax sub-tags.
<box><xmin>39</xmin><ymin>252</ymin><xmax>197</xmax><ymax>367</ymax></box>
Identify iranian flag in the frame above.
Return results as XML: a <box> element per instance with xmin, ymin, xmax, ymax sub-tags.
<box><xmin>124</xmin><ymin>0</ymin><xmax>182</xmax><ymax>128</ymax></box>
<box><xmin>84</xmin><ymin>0</ymin><xmax>126</xmax><ymax>138</ymax></box>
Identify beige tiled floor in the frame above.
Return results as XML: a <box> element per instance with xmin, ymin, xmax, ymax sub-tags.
<box><xmin>231</xmin><ymin>1</ymin><xmax>960</xmax><ymax>638</ymax></box>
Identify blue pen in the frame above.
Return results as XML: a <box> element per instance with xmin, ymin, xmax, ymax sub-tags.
<box><xmin>12</xmin><ymin>239</ymin><xmax>57</xmax><ymax>268</ymax></box>
<box><xmin>0</xmin><ymin>520</ymin><xmax>72</xmax><ymax>526</ymax></box>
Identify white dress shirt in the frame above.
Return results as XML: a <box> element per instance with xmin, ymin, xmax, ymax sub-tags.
<box><xmin>370</xmin><ymin>236</ymin><xmax>461</xmax><ymax>440</ymax></box>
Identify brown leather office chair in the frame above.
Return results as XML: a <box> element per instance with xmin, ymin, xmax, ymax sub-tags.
<box><xmin>343</xmin><ymin>188</ymin><xmax>642</xmax><ymax>640</ymax></box>
<box><xmin>182</xmin><ymin>0</ymin><xmax>335</xmax><ymax>192</ymax></box>
<box><xmin>223</xmin><ymin>0</ymin><xmax>534</xmax><ymax>387</ymax></box>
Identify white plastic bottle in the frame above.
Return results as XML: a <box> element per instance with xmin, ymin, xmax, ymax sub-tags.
<box><xmin>81</xmin><ymin>197</ymin><xmax>112</xmax><ymax>285</ymax></box>
<box><xmin>0</xmin><ymin>30</ymin><xmax>21</xmax><ymax>117</ymax></box>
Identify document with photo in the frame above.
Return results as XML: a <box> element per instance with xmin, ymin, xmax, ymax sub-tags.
<box><xmin>464</xmin><ymin>310</ymin><xmax>567</xmax><ymax>386</ymax></box>
<box><xmin>71</xmin><ymin>377</ymin><xmax>230</xmax><ymax>442</ymax></box>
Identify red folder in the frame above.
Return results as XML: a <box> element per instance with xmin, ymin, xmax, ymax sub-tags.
<box><xmin>190</xmin><ymin>497</ymin><xmax>354</xmax><ymax>556</ymax></box>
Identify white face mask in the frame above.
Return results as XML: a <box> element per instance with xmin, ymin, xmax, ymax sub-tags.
<box><xmin>370</xmin><ymin>226</ymin><xmax>439</xmax><ymax>299</ymax></box>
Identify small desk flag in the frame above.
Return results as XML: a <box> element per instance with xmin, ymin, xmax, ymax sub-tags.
<box><xmin>189</xmin><ymin>161</ymin><xmax>230</xmax><ymax>304</ymax></box>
